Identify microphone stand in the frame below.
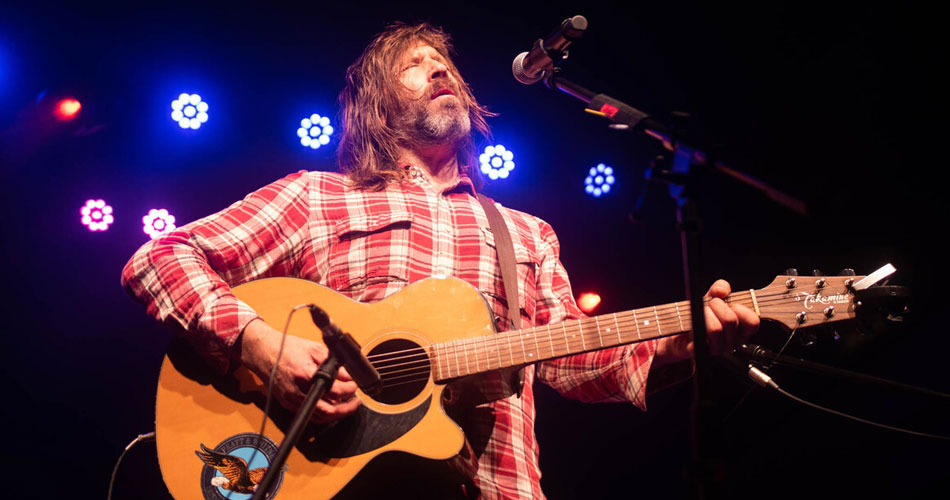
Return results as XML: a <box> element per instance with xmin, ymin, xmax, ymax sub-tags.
<box><xmin>540</xmin><ymin>69</ymin><xmax>806</xmax><ymax>499</ymax></box>
<box><xmin>250</xmin><ymin>353</ymin><xmax>341</xmax><ymax>500</ymax></box>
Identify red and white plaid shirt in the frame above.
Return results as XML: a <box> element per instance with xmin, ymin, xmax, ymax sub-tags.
<box><xmin>122</xmin><ymin>169</ymin><xmax>657</xmax><ymax>499</ymax></box>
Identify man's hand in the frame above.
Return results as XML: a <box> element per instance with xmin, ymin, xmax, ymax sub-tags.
<box><xmin>239</xmin><ymin>318</ymin><xmax>361</xmax><ymax>423</ymax></box>
<box><xmin>653</xmin><ymin>279</ymin><xmax>760</xmax><ymax>366</ymax></box>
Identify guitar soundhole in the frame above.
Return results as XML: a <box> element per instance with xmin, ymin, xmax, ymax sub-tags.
<box><xmin>368</xmin><ymin>338</ymin><xmax>430</xmax><ymax>405</ymax></box>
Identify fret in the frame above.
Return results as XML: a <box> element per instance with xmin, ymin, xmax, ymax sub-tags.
<box><xmin>446</xmin><ymin>344</ymin><xmax>452</xmax><ymax>379</ymax></box>
<box><xmin>506</xmin><ymin>330</ymin><xmax>515</xmax><ymax>370</ymax></box>
<box><xmin>612</xmin><ymin>312</ymin><xmax>622</xmax><ymax>344</ymax></box>
<box><xmin>593</xmin><ymin>315</ymin><xmax>603</xmax><ymax>347</ymax></box>
<box><xmin>561</xmin><ymin>321</ymin><xmax>570</xmax><ymax>356</ymax></box>
<box><xmin>653</xmin><ymin>306</ymin><xmax>662</xmax><ymax>336</ymax></box>
<box><xmin>464</xmin><ymin>338</ymin><xmax>474</xmax><ymax>375</ymax></box>
<box><xmin>526</xmin><ymin>328</ymin><xmax>539</xmax><ymax>362</ymax></box>
<box><xmin>674</xmin><ymin>301</ymin><xmax>685</xmax><ymax>332</ymax></box>
<box><xmin>494</xmin><ymin>332</ymin><xmax>504</xmax><ymax>370</ymax></box>
<box><xmin>546</xmin><ymin>323</ymin><xmax>556</xmax><ymax>359</ymax></box>
<box><xmin>472</xmin><ymin>337</ymin><xmax>485</xmax><ymax>373</ymax></box>
<box><xmin>517</xmin><ymin>325</ymin><xmax>527</xmax><ymax>366</ymax></box>
<box><xmin>632</xmin><ymin>308</ymin><xmax>641</xmax><ymax>340</ymax></box>
<box><xmin>578</xmin><ymin>318</ymin><xmax>587</xmax><ymax>351</ymax></box>
<box><xmin>433</xmin><ymin>344</ymin><xmax>442</xmax><ymax>381</ymax></box>
<box><xmin>453</xmin><ymin>339</ymin><xmax>461</xmax><ymax>378</ymax></box>
<box><xmin>749</xmin><ymin>289</ymin><xmax>760</xmax><ymax>316</ymax></box>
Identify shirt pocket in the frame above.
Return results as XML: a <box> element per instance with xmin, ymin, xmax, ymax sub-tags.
<box><xmin>327</xmin><ymin>211</ymin><xmax>413</xmax><ymax>293</ymax></box>
<box><xmin>479</xmin><ymin>225</ymin><xmax>539</xmax><ymax>325</ymax></box>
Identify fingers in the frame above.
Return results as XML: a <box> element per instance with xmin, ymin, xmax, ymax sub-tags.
<box><xmin>706</xmin><ymin>297</ymin><xmax>739</xmax><ymax>354</ymax></box>
<box><xmin>326</xmin><ymin>378</ymin><xmax>359</xmax><ymax>401</ymax></box>
<box><xmin>732</xmin><ymin>303</ymin><xmax>760</xmax><ymax>341</ymax></box>
<box><xmin>705</xmin><ymin>279</ymin><xmax>731</xmax><ymax>299</ymax></box>
<box><xmin>276</xmin><ymin>372</ymin><xmax>361</xmax><ymax>422</ymax></box>
<box><xmin>311</xmin><ymin>396</ymin><xmax>362</xmax><ymax>424</ymax></box>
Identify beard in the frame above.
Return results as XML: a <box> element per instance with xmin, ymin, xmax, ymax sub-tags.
<box><xmin>395</xmin><ymin>85</ymin><xmax>471</xmax><ymax>147</ymax></box>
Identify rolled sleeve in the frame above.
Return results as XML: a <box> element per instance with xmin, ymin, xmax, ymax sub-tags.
<box><xmin>531</xmin><ymin>219</ymin><xmax>657</xmax><ymax>410</ymax></box>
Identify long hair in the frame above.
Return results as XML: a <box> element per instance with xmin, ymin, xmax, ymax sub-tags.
<box><xmin>337</xmin><ymin>22</ymin><xmax>494</xmax><ymax>190</ymax></box>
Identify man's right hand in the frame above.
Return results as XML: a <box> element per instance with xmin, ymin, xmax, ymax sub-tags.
<box><xmin>238</xmin><ymin>318</ymin><xmax>361</xmax><ymax>423</ymax></box>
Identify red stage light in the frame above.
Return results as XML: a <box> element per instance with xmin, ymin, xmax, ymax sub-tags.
<box><xmin>55</xmin><ymin>98</ymin><xmax>81</xmax><ymax>120</ymax></box>
<box><xmin>577</xmin><ymin>292</ymin><xmax>601</xmax><ymax>314</ymax></box>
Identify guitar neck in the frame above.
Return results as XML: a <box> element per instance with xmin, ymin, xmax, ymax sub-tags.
<box><xmin>430</xmin><ymin>291</ymin><xmax>758</xmax><ymax>381</ymax></box>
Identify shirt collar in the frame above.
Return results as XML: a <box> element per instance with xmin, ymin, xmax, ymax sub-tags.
<box><xmin>402</xmin><ymin>164</ymin><xmax>477</xmax><ymax>196</ymax></box>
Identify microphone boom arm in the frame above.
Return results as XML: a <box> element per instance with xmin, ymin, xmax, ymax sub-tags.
<box><xmin>542</xmin><ymin>70</ymin><xmax>808</xmax><ymax>216</ymax></box>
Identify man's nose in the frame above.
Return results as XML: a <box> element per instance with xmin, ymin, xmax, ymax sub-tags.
<box><xmin>428</xmin><ymin>60</ymin><xmax>449</xmax><ymax>81</ymax></box>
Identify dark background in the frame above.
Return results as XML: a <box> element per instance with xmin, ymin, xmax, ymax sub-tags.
<box><xmin>1</xmin><ymin>1</ymin><xmax>945</xmax><ymax>498</ymax></box>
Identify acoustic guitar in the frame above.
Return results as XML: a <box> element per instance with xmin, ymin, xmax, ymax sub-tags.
<box><xmin>156</xmin><ymin>271</ymin><xmax>871</xmax><ymax>499</ymax></box>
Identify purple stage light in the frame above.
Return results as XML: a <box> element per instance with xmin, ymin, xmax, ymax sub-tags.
<box><xmin>80</xmin><ymin>199</ymin><xmax>114</xmax><ymax>231</ymax></box>
<box><xmin>142</xmin><ymin>209</ymin><xmax>177</xmax><ymax>239</ymax></box>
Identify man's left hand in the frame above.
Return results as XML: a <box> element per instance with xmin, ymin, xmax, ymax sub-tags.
<box><xmin>653</xmin><ymin>279</ymin><xmax>760</xmax><ymax>365</ymax></box>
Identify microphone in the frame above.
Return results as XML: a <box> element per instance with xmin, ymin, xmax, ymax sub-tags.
<box><xmin>512</xmin><ymin>15</ymin><xmax>587</xmax><ymax>85</ymax></box>
<box><xmin>308</xmin><ymin>305</ymin><xmax>382</xmax><ymax>396</ymax></box>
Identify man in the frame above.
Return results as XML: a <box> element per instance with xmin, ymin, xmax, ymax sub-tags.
<box><xmin>122</xmin><ymin>22</ymin><xmax>758</xmax><ymax>499</ymax></box>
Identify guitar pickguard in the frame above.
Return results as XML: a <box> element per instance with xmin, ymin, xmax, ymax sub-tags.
<box><xmin>303</xmin><ymin>396</ymin><xmax>431</xmax><ymax>460</ymax></box>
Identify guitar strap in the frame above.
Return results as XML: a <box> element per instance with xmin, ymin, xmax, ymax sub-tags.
<box><xmin>477</xmin><ymin>193</ymin><xmax>525</xmax><ymax>397</ymax></box>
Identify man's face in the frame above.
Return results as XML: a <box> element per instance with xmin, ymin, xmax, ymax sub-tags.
<box><xmin>394</xmin><ymin>42</ymin><xmax>470</xmax><ymax>146</ymax></box>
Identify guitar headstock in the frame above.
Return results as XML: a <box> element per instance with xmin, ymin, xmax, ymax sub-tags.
<box><xmin>755</xmin><ymin>269</ymin><xmax>865</xmax><ymax>330</ymax></box>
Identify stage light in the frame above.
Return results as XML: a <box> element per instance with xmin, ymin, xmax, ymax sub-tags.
<box><xmin>479</xmin><ymin>144</ymin><xmax>515</xmax><ymax>180</ymax></box>
<box><xmin>142</xmin><ymin>209</ymin><xmax>177</xmax><ymax>239</ymax></box>
<box><xmin>297</xmin><ymin>113</ymin><xmax>334</xmax><ymax>149</ymax></box>
<box><xmin>54</xmin><ymin>98</ymin><xmax>81</xmax><ymax>121</ymax></box>
<box><xmin>170</xmin><ymin>93</ymin><xmax>209</xmax><ymax>130</ymax></box>
<box><xmin>80</xmin><ymin>199</ymin><xmax>114</xmax><ymax>232</ymax></box>
<box><xmin>584</xmin><ymin>163</ymin><xmax>615</xmax><ymax>197</ymax></box>
<box><xmin>578</xmin><ymin>292</ymin><xmax>602</xmax><ymax>314</ymax></box>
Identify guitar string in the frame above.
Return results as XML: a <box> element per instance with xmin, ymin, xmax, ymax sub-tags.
<box><xmin>371</xmin><ymin>297</ymin><xmax>806</xmax><ymax>378</ymax></box>
<box><xmin>364</xmin><ymin>282</ymin><xmax>844</xmax><ymax>364</ymax></box>
<box><xmin>367</xmin><ymin>284</ymin><xmax>852</xmax><ymax>384</ymax></box>
<box><xmin>369</xmin><ymin>284</ymin><xmax>829</xmax><ymax>367</ymax></box>
<box><xmin>374</xmin><ymin>359</ymin><xmax>431</xmax><ymax>378</ymax></box>
<box><xmin>374</xmin><ymin>318</ymin><xmax>780</xmax><ymax>384</ymax></box>
<box><xmin>371</xmin><ymin>287</ymin><xmax>840</xmax><ymax>381</ymax></box>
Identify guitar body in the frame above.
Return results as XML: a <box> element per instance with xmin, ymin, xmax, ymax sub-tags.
<box><xmin>156</xmin><ymin>276</ymin><xmax>495</xmax><ymax>499</ymax></box>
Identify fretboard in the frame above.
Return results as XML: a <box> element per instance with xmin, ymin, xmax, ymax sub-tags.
<box><xmin>430</xmin><ymin>290</ymin><xmax>756</xmax><ymax>381</ymax></box>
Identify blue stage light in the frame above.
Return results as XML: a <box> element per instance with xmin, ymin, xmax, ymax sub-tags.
<box><xmin>479</xmin><ymin>144</ymin><xmax>515</xmax><ymax>180</ymax></box>
<box><xmin>297</xmin><ymin>113</ymin><xmax>334</xmax><ymax>149</ymax></box>
<box><xmin>584</xmin><ymin>163</ymin><xmax>615</xmax><ymax>197</ymax></box>
<box><xmin>171</xmin><ymin>93</ymin><xmax>209</xmax><ymax>130</ymax></box>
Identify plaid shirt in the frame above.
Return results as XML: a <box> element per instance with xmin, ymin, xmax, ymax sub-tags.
<box><xmin>122</xmin><ymin>169</ymin><xmax>657</xmax><ymax>499</ymax></box>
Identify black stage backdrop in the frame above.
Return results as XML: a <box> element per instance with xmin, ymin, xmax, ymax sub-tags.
<box><xmin>0</xmin><ymin>2</ymin><xmax>945</xmax><ymax>499</ymax></box>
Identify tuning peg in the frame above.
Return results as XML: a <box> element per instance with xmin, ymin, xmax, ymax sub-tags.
<box><xmin>838</xmin><ymin>268</ymin><xmax>857</xmax><ymax>289</ymax></box>
<box><xmin>784</xmin><ymin>268</ymin><xmax>798</xmax><ymax>289</ymax></box>
<box><xmin>812</xmin><ymin>269</ymin><xmax>824</xmax><ymax>276</ymax></box>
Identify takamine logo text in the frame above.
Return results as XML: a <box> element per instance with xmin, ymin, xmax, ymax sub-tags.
<box><xmin>796</xmin><ymin>291</ymin><xmax>851</xmax><ymax>310</ymax></box>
